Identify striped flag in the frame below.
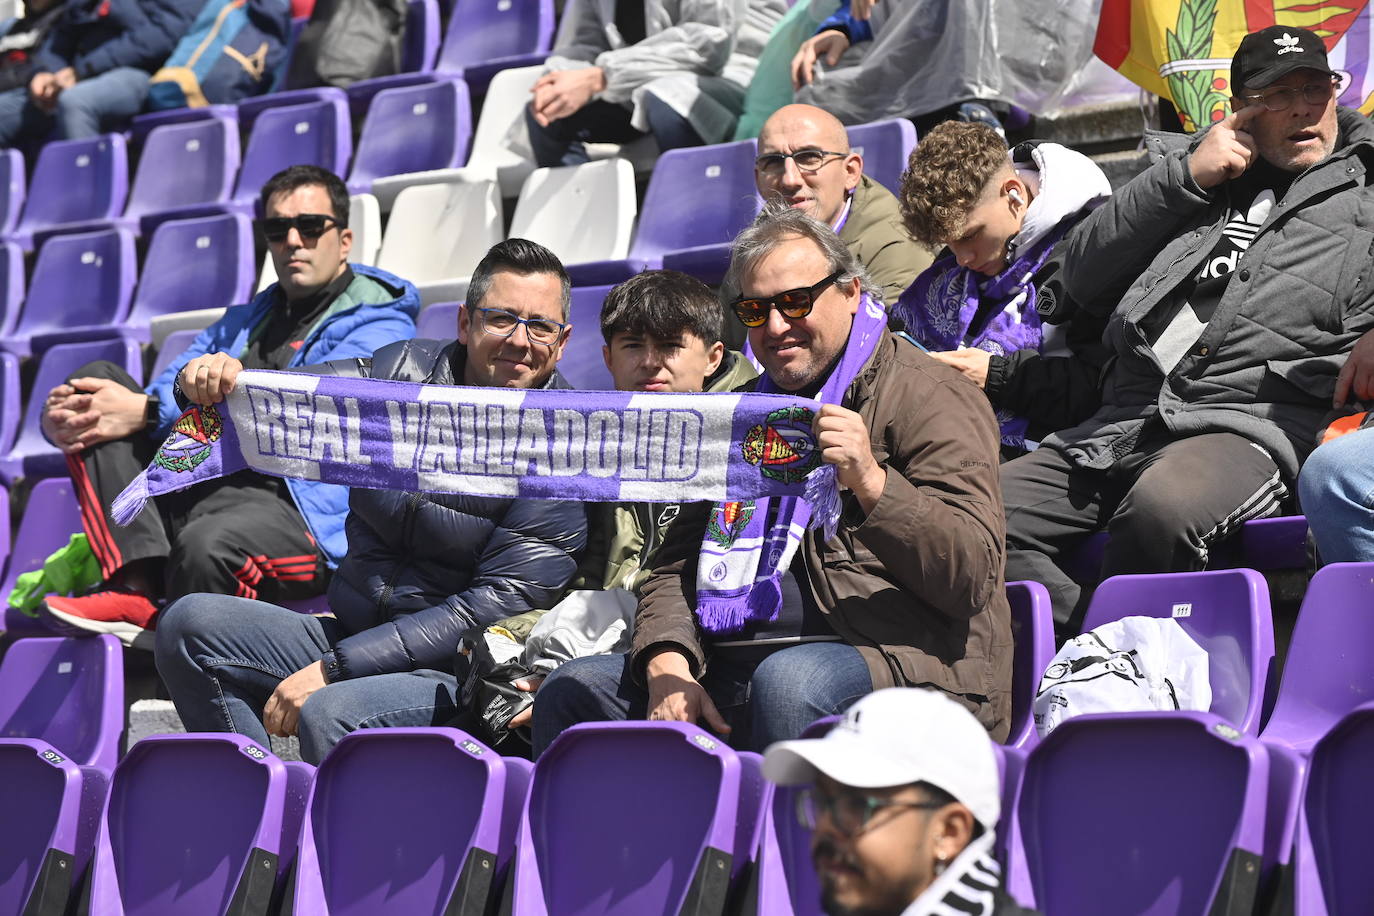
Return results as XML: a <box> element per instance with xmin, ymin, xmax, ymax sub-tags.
<box><xmin>1096</xmin><ymin>0</ymin><xmax>1374</xmax><ymax>131</ymax></box>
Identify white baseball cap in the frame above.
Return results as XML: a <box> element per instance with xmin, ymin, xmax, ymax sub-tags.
<box><xmin>762</xmin><ymin>687</ymin><xmax>1000</xmax><ymax>829</ymax></box>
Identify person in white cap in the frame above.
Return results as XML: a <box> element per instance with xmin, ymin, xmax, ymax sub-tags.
<box><xmin>763</xmin><ymin>688</ymin><xmax>1038</xmax><ymax>916</ymax></box>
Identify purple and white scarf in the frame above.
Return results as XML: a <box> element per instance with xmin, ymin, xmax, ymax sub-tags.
<box><xmin>693</xmin><ymin>295</ymin><xmax>888</xmax><ymax>635</ymax></box>
<box><xmin>111</xmin><ymin>371</ymin><xmax>839</xmax><ymax>527</ymax></box>
<box><xmin>892</xmin><ymin>225</ymin><xmax>1068</xmax><ymax>449</ymax></box>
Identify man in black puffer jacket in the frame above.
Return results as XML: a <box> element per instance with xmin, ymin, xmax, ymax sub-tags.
<box><xmin>155</xmin><ymin>240</ymin><xmax>588</xmax><ymax>764</ymax></box>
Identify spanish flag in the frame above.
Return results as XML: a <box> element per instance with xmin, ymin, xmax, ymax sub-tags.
<box><xmin>1096</xmin><ymin>0</ymin><xmax>1374</xmax><ymax>131</ymax></box>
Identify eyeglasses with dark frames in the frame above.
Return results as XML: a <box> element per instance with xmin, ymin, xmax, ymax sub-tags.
<box><xmin>754</xmin><ymin>149</ymin><xmax>848</xmax><ymax>176</ymax></box>
<box><xmin>475</xmin><ymin>307</ymin><xmax>567</xmax><ymax>346</ymax></box>
<box><xmin>1241</xmin><ymin>74</ymin><xmax>1342</xmax><ymax>112</ymax></box>
<box><xmin>259</xmin><ymin>213</ymin><xmax>343</xmax><ymax>243</ymax></box>
<box><xmin>796</xmin><ymin>786</ymin><xmax>945</xmax><ymax>835</ymax></box>
<box><xmin>732</xmin><ymin>270</ymin><xmax>842</xmax><ymax>328</ymax></box>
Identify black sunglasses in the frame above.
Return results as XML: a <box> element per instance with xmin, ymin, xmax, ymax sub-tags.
<box><xmin>732</xmin><ymin>271</ymin><xmax>842</xmax><ymax>328</ymax></box>
<box><xmin>259</xmin><ymin>213</ymin><xmax>343</xmax><ymax>243</ymax></box>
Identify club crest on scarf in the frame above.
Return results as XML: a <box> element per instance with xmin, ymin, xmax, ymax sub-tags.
<box><xmin>707</xmin><ymin>500</ymin><xmax>755</xmax><ymax>548</ymax></box>
<box><xmin>742</xmin><ymin>406</ymin><xmax>820</xmax><ymax>484</ymax></box>
<box><xmin>153</xmin><ymin>406</ymin><xmax>224</xmax><ymax>473</ymax></box>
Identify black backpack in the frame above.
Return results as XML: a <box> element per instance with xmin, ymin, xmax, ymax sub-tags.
<box><xmin>285</xmin><ymin>0</ymin><xmax>406</xmax><ymax>89</ymax></box>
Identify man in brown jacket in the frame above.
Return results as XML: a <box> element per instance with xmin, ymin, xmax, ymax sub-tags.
<box><xmin>531</xmin><ymin>205</ymin><xmax>1011</xmax><ymax>756</ymax></box>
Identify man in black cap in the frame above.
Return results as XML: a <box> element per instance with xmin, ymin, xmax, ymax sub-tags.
<box><xmin>998</xmin><ymin>25</ymin><xmax>1374</xmax><ymax>632</ymax></box>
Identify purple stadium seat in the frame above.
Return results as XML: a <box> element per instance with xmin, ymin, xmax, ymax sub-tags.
<box><xmin>123</xmin><ymin>115</ymin><xmax>241</xmax><ymax>231</ymax></box>
<box><xmin>1069</xmin><ymin>515</ymin><xmax>1310</xmax><ymax>580</ymax></box>
<box><xmin>292</xmin><ymin>728</ymin><xmax>528</xmax><ymax>914</ymax></box>
<box><xmin>846</xmin><ymin>118</ymin><xmax>918</xmax><ymax>193</ymax></box>
<box><xmin>1295</xmin><ymin>701</ymin><xmax>1374</xmax><ymax>914</ymax></box>
<box><xmin>0</xmin><ymin>738</ymin><xmax>108</xmax><ymax>915</ymax></box>
<box><xmin>10</xmin><ymin>134</ymin><xmax>128</xmax><ymax>250</ymax></box>
<box><xmin>1080</xmin><ymin>569</ymin><xmax>1275</xmax><ymax>733</ymax></box>
<box><xmin>0</xmin><ymin>635</ymin><xmax>124</xmax><ymax>770</ymax></box>
<box><xmin>559</xmin><ymin>285</ymin><xmax>614</xmax><ymax>390</ymax></box>
<box><xmin>0</xmin><ymin>484</ymin><xmax>8</xmax><ymax>575</ymax></box>
<box><xmin>1009</xmin><ymin>711</ymin><xmax>1268</xmax><ymax>915</ymax></box>
<box><xmin>0</xmin><ymin>338</ymin><xmax>143</xmax><ymax>485</ymax></box>
<box><xmin>995</xmin><ymin>745</ymin><xmax>1026</xmax><ymax>873</ymax></box>
<box><xmin>433</xmin><ymin>0</ymin><xmax>552</xmax><ymax>93</ymax></box>
<box><xmin>733</xmin><ymin>751</ymin><xmax>772</xmax><ymax>890</ymax></box>
<box><xmin>401</xmin><ymin>0</ymin><xmax>440</xmax><ymax>73</ymax></box>
<box><xmin>507</xmin><ymin>721</ymin><xmax>741</xmax><ymax>915</ymax></box>
<box><xmin>347</xmin><ymin>78</ymin><xmax>471</xmax><ymax>194</ymax></box>
<box><xmin>233</xmin><ymin>95</ymin><xmax>352</xmax><ymax>212</ymax></box>
<box><xmin>1256</xmin><ymin>739</ymin><xmax>1304</xmax><ymax>914</ymax></box>
<box><xmin>123</xmin><ymin>214</ymin><xmax>254</xmax><ymax>343</ymax></box>
<box><xmin>1260</xmin><ymin>563</ymin><xmax>1374</xmax><ymax>754</ymax></box>
<box><xmin>416</xmin><ymin>301</ymin><xmax>459</xmax><ymax>340</ymax></box>
<box><xmin>128</xmin><ymin>104</ymin><xmax>238</xmax><ymax>150</ymax></box>
<box><xmin>85</xmin><ymin>733</ymin><xmax>312</xmax><ymax>915</ymax></box>
<box><xmin>1006</xmin><ymin>580</ymin><xmax>1055</xmax><ymax>749</ymax></box>
<box><xmin>150</xmin><ymin>328</ymin><xmax>203</xmax><ymax>380</ymax></box>
<box><xmin>0</xmin><ymin>350</ymin><xmax>18</xmax><ymax>456</ymax></box>
<box><xmin>572</xmin><ymin>140</ymin><xmax>761</xmax><ymax>286</ymax></box>
<box><xmin>0</xmin><ymin>478</ymin><xmax>83</xmax><ymax>634</ymax></box>
<box><xmin>1</xmin><ymin>228</ymin><xmax>138</xmax><ymax>357</ymax></box>
<box><xmin>0</xmin><ymin>148</ymin><xmax>24</xmax><ymax>237</ymax></box>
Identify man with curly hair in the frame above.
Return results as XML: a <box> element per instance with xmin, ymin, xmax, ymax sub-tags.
<box><xmin>894</xmin><ymin>120</ymin><xmax>1112</xmax><ymax>453</ymax></box>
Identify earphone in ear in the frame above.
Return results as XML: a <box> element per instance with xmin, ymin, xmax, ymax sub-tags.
<box><xmin>1008</xmin><ymin>188</ymin><xmax>1023</xmax><ymax>204</ymax></box>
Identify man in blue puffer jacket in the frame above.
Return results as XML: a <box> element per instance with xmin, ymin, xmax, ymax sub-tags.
<box><xmin>39</xmin><ymin>165</ymin><xmax>418</xmax><ymax>647</ymax></box>
<box><xmin>0</xmin><ymin>0</ymin><xmax>204</xmax><ymax>145</ymax></box>
<box><xmin>154</xmin><ymin>239</ymin><xmax>587</xmax><ymax>764</ymax></box>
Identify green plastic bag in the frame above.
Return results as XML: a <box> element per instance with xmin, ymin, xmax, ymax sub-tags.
<box><xmin>732</xmin><ymin>0</ymin><xmax>842</xmax><ymax>141</ymax></box>
<box><xmin>7</xmin><ymin>533</ymin><xmax>102</xmax><ymax>618</ymax></box>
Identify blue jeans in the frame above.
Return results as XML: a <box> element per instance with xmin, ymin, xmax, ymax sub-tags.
<box><xmin>1299</xmin><ymin>427</ymin><xmax>1374</xmax><ymax>563</ymax></box>
<box><xmin>530</xmin><ymin>641</ymin><xmax>873</xmax><ymax>757</ymax></box>
<box><xmin>154</xmin><ymin>594</ymin><xmax>460</xmax><ymax>764</ymax></box>
<box><xmin>0</xmin><ymin>66</ymin><xmax>150</xmax><ymax>146</ymax></box>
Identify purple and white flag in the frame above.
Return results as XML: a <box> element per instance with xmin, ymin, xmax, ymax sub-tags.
<box><xmin>112</xmin><ymin>370</ymin><xmax>830</xmax><ymax>526</ymax></box>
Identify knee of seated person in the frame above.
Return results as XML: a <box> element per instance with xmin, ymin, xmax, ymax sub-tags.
<box><xmin>1299</xmin><ymin>436</ymin><xmax>1361</xmax><ymax>505</ymax></box>
<box><xmin>153</xmin><ymin>594</ymin><xmax>232</xmax><ymax>660</ymax></box>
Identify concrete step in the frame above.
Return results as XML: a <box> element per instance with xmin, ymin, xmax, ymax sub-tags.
<box><xmin>1024</xmin><ymin>100</ymin><xmax>1146</xmax><ymax>154</ymax></box>
<box><xmin>127</xmin><ymin>698</ymin><xmax>303</xmax><ymax>762</ymax></box>
<box><xmin>1091</xmin><ymin>148</ymin><xmax>1152</xmax><ymax>190</ymax></box>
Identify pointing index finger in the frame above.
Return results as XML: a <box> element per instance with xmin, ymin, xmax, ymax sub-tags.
<box><xmin>1227</xmin><ymin>102</ymin><xmax>1265</xmax><ymax>127</ymax></box>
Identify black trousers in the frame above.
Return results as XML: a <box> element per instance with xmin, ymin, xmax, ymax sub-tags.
<box><xmin>65</xmin><ymin>361</ymin><xmax>328</xmax><ymax>603</ymax></box>
<box><xmin>1001</xmin><ymin>427</ymin><xmax>1287</xmax><ymax>632</ymax></box>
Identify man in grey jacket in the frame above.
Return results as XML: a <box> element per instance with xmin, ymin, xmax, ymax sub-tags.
<box><xmin>1000</xmin><ymin>26</ymin><xmax>1374</xmax><ymax>631</ymax></box>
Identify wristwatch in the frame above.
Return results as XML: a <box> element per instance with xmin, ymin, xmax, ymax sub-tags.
<box><xmin>143</xmin><ymin>394</ymin><xmax>160</xmax><ymax>431</ymax></box>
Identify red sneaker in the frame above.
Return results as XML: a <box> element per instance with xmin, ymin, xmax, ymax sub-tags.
<box><xmin>40</xmin><ymin>588</ymin><xmax>160</xmax><ymax>647</ymax></box>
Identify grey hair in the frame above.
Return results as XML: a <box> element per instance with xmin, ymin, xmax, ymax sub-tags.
<box><xmin>725</xmin><ymin>201</ymin><xmax>880</xmax><ymax>302</ymax></box>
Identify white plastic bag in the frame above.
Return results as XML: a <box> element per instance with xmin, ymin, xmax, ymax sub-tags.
<box><xmin>1034</xmin><ymin>616</ymin><xmax>1212</xmax><ymax>738</ymax></box>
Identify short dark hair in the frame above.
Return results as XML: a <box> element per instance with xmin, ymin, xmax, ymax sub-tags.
<box><xmin>599</xmin><ymin>270</ymin><xmax>724</xmax><ymax>345</ymax></box>
<box><xmin>467</xmin><ymin>238</ymin><xmax>572</xmax><ymax>321</ymax></box>
<box><xmin>260</xmin><ymin>165</ymin><xmax>351</xmax><ymax>224</ymax></box>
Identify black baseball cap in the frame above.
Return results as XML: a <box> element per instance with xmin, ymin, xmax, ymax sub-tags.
<box><xmin>1232</xmin><ymin>26</ymin><xmax>1337</xmax><ymax>92</ymax></box>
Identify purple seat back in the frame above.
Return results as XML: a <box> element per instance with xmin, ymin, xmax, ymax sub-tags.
<box><xmin>348</xmin><ymin>78</ymin><xmax>471</xmax><ymax>190</ymax></box>
<box><xmin>124</xmin><ymin>116</ymin><xmax>240</xmax><ymax>222</ymax></box>
<box><xmin>294</xmin><ymin>727</ymin><xmax>526</xmax><ymax>914</ymax></box>
<box><xmin>1258</xmin><ymin>737</ymin><xmax>1305</xmax><ymax>912</ymax></box>
<box><xmin>1</xmin><ymin>338</ymin><xmax>142</xmax><ymax>484</ymax></box>
<box><xmin>128</xmin><ymin>104</ymin><xmax>238</xmax><ymax>149</ymax></box>
<box><xmin>1235</xmin><ymin>515</ymin><xmax>1308</xmax><ymax>570</ymax></box>
<box><xmin>416</xmin><ymin>301</ymin><xmax>459</xmax><ymax>340</ymax></box>
<box><xmin>0</xmin><ymin>635</ymin><xmax>124</xmax><ymax>770</ymax></box>
<box><xmin>1080</xmin><ymin>569</ymin><xmax>1274</xmax><ymax>732</ymax></box>
<box><xmin>401</xmin><ymin>0</ymin><xmax>440</xmax><ymax>72</ymax></box>
<box><xmin>14</xmin><ymin>135</ymin><xmax>128</xmax><ymax>243</ymax></box>
<box><xmin>0</xmin><ymin>739</ymin><xmax>108</xmax><ymax>915</ymax></box>
<box><xmin>846</xmin><ymin>118</ymin><xmax>918</xmax><ymax>192</ymax></box>
<box><xmin>510</xmin><ymin>722</ymin><xmax>740</xmax><ymax>915</ymax></box>
<box><xmin>0</xmin><ymin>479</ymin><xmax>83</xmax><ymax>627</ymax></box>
<box><xmin>1262</xmin><ymin>563</ymin><xmax>1374</xmax><ymax>753</ymax></box>
<box><xmin>1013</xmin><ymin>711</ymin><xmax>1268</xmax><ymax>914</ymax></box>
<box><xmin>127</xmin><ymin>214</ymin><xmax>254</xmax><ymax>337</ymax></box>
<box><xmin>629</xmin><ymin>140</ymin><xmax>760</xmax><ymax>262</ymax></box>
<box><xmin>733</xmin><ymin>751</ymin><xmax>772</xmax><ymax>886</ymax></box>
<box><xmin>0</xmin><ymin>148</ymin><xmax>24</xmax><ymax>237</ymax></box>
<box><xmin>560</xmin><ymin>285</ymin><xmax>615</xmax><ymax>390</ymax></box>
<box><xmin>1300</xmin><ymin>701</ymin><xmax>1374</xmax><ymax>913</ymax></box>
<box><xmin>436</xmin><ymin>0</ymin><xmax>553</xmax><ymax>73</ymax></box>
<box><xmin>87</xmin><ymin>733</ymin><xmax>310</xmax><ymax>915</ymax></box>
<box><xmin>1006</xmin><ymin>580</ymin><xmax>1055</xmax><ymax>749</ymax></box>
<box><xmin>150</xmin><ymin>328</ymin><xmax>204</xmax><ymax>380</ymax></box>
<box><xmin>9</xmin><ymin>228</ymin><xmax>138</xmax><ymax>345</ymax></box>
<box><xmin>0</xmin><ymin>351</ymin><xmax>18</xmax><ymax>456</ymax></box>
<box><xmin>0</xmin><ymin>241</ymin><xmax>25</xmax><ymax>342</ymax></box>
<box><xmin>234</xmin><ymin>99</ymin><xmax>353</xmax><ymax>206</ymax></box>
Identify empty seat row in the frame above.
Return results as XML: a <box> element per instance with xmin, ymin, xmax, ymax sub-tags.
<box><xmin>6</xmin><ymin>706</ymin><xmax>1372</xmax><ymax>916</ymax></box>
